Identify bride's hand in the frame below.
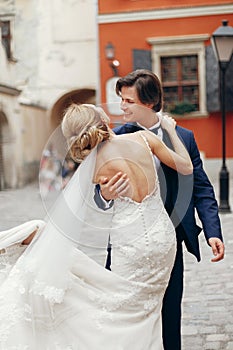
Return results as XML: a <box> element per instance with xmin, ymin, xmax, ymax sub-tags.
<box><xmin>160</xmin><ymin>114</ymin><xmax>177</xmax><ymax>132</ymax></box>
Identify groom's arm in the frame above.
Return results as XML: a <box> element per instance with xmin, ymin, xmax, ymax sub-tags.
<box><xmin>94</xmin><ymin>184</ymin><xmax>114</xmax><ymax>211</ymax></box>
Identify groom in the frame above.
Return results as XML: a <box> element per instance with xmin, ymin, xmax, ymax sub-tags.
<box><xmin>95</xmin><ymin>69</ymin><xmax>224</xmax><ymax>350</ymax></box>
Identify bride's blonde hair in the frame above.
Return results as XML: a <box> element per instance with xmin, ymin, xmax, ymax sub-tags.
<box><xmin>61</xmin><ymin>103</ymin><xmax>111</xmax><ymax>162</ymax></box>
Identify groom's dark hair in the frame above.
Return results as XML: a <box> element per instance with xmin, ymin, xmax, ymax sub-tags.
<box><xmin>115</xmin><ymin>69</ymin><xmax>163</xmax><ymax>112</ymax></box>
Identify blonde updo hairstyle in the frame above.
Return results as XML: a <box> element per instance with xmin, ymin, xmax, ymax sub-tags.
<box><xmin>61</xmin><ymin>103</ymin><xmax>111</xmax><ymax>162</ymax></box>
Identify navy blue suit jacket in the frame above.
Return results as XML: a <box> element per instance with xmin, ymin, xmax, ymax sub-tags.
<box><xmin>113</xmin><ymin>123</ymin><xmax>223</xmax><ymax>262</ymax></box>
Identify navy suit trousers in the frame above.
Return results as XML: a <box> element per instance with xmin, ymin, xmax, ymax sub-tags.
<box><xmin>162</xmin><ymin>241</ymin><xmax>184</xmax><ymax>350</ymax></box>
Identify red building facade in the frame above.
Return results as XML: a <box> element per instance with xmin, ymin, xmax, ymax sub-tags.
<box><xmin>97</xmin><ymin>1</ymin><xmax>233</xmax><ymax>159</ymax></box>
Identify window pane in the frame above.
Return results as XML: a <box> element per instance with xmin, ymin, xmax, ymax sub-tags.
<box><xmin>1</xmin><ymin>21</ymin><xmax>11</xmax><ymax>59</ymax></box>
<box><xmin>163</xmin><ymin>86</ymin><xmax>179</xmax><ymax>111</ymax></box>
<box><xmin>161</xmin><ymin>57</ymin><xmax>177</xmax><ymax>82</ymax></box>
<box><xmin>161</xmin><ymin>55</ymin><xmax>199</xmax><ymax>113</ymax></box>
<box><xmin>182</xmin><ymin>55</ymin><xmax>198</xmax><ymax>81</ymax></box>
<box><xmin>182</xmin><ymin>86</ymin><xmax>199</xmax><ymax>110</ymax></box>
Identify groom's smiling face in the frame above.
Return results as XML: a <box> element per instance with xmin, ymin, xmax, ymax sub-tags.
<box><xmin>119</xmin><ymin>86</ymin><xmax>154</xmax><ymax>125</ymax></box>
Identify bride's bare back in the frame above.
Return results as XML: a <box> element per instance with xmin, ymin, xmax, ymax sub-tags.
<box><xmin>94</xmin><ymin>132</ymin><xmax>157</xmax><ymax>203</ymax></box>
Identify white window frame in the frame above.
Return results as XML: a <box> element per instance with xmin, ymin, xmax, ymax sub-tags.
<box><xmin>147</xmin><ymin>34</ymin><xmax>209</xmax><ymax>117</ymax></box>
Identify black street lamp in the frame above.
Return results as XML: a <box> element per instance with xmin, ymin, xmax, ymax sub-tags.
<box><xmin>211</xmin><ymin>20</ymin><xmax>233</xmax><ymax>213</ymax></box>
<box><xmin>104</xmin><ymin>42</ymin><xmax>120</xmax><ymax>77</ymax></box>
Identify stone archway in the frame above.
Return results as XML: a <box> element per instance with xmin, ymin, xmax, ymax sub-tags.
<box><xmin>38</xmin><ymin>88</ymin><xmax>96</xmax><ymax>194</ymax></box>
<box><xmin>50</xmin><ymin>88</ymin><xmax>96</xmax><ymax>129</ymax></box>
<box><xmin>48</xmin><ymin>87</ymin><xmax>96</xmax><ymax>157</ymax></box>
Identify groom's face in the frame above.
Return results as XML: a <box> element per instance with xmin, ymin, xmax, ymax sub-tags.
<box><xmin>119</xmin><ymin>86</ymin><xmax>152</xmax><ymax>125</ymax></box>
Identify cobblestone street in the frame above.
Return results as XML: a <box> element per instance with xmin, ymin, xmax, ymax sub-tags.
<box><xmin>182</xmin><ymin>202</ymin><xmax>233</xmax><ymax>349</ymax></box>
<box><xmin>0</xmin><ymin>179</ymin><xmax>233</xmax><ymax>349</ymax></box>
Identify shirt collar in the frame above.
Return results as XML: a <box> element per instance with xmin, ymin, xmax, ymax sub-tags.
<box><xmin>137</xmin><ymin>112</ymin><xmax>162</xmax><ymax>131</ymax></box>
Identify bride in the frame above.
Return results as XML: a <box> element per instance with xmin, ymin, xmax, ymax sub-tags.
<box><xmin>0</xmin><ymin>103</ymin><xmax>192</xmax><ymax>350</ymax></box>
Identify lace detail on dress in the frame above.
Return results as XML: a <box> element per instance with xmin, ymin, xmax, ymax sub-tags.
<box><xmin>0</xmin><ymin>252</ymin><xmax>74</xmax><ymax>345</ymax></box>
<box><xmin>0</xmin><ymin>249</ymin><xmax>73</xmax><ymax>336</ymax></box>
<box><xmin>0</xmin><ymin>301</ymin><xmax>32</xmax><ymax>343</ymax></box>
<box><xmin>29</xmin><ymin>279</ymin><xmax>67</xmax><ymax>304</ymax></box>
<box><xmin>0</xmin><ymin>243</ymin><xmax>27</xmax><ymax>267</ymax></box>
<box><xmin>86</xmin><ymin>193</ymin><xmax>176</xmax><ymax>329</ymax></box>
<box><xmin>88</xmin><ymin>286</ymin><xmax>136</xmax><ymax>329</ymax></box>
<box><xmin>87</xmin><ymin>277</ymin><xmax>157</xmax><ymax>329</ymax></box>
<box><xmin>19</xmin><ymin>255</ymin><xmax>73</xmax><ymax>304</ymax></box>
<box><xmin>0</xmin><ymin>244</ymin><xmax>27</xmax><ymax>290</ymax></box>
<box><xmin>108</xmin><ymin>172</ymin><xmax>176</xmax><ymax>325</ymax></box>
<box><xmin>0</xmin><ymin>255</ymin><xmax>32</xmax><ymax>344</ymax></box>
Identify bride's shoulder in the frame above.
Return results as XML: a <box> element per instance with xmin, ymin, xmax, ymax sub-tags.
<box><xmin>132</xmin><ymin>130</ymin><xmax>156</xmax><ymax>143</ymax></box>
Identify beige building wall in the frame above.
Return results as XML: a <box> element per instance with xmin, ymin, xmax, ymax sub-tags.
<box><xmin>0</xmin><ymin>0</ymin><xmax>98</xmax><ymax>188</ymax></box>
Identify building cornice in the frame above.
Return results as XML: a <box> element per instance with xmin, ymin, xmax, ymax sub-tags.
<box><xmin>98</xmin><ymin>4</ymin><xmax>233</xmax><ymax>24</ymax></box>
<box><xmin>147</xmin><ymin>34</ymin><xmax>210</xmax><ymax>45</ymax></box>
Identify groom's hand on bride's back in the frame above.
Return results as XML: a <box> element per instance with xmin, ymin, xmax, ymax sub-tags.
<box><xmin>99</xmin><ymin>172</ymin><xmax>131</xmax><ymax>201</ymax></box>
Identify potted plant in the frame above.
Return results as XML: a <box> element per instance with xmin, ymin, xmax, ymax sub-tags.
<box><xmin>168</xmin><ymin>101</ymin><xmax>196</xmax><ymax>115</ymax></box>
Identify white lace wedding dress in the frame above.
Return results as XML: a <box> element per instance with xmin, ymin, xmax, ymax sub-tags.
<box><xmin>0</xmin><ymin>144</ymin><xmax>176</xmax><ymax>350</ymax></box>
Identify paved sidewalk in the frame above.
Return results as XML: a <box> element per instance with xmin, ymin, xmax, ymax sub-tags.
<box><xmin>182</xmin><ymin>182</ymin><xmax>233</xmax><ymax>350</ymax></box>
<box><xmin>0</xmin><ymin>179</ymin><xmax>233</xmax><ymax>349</ymax></box>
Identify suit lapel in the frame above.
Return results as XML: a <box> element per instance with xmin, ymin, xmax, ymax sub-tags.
<box><xmin>162</xmin><ymin>129</ymin><xmax>174</xmax><ymax>150</ymax></box>
<box><xmin>124</xmin><ymin>123</ymin><xmax>142</xmax><ymax>133</ymax></box>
